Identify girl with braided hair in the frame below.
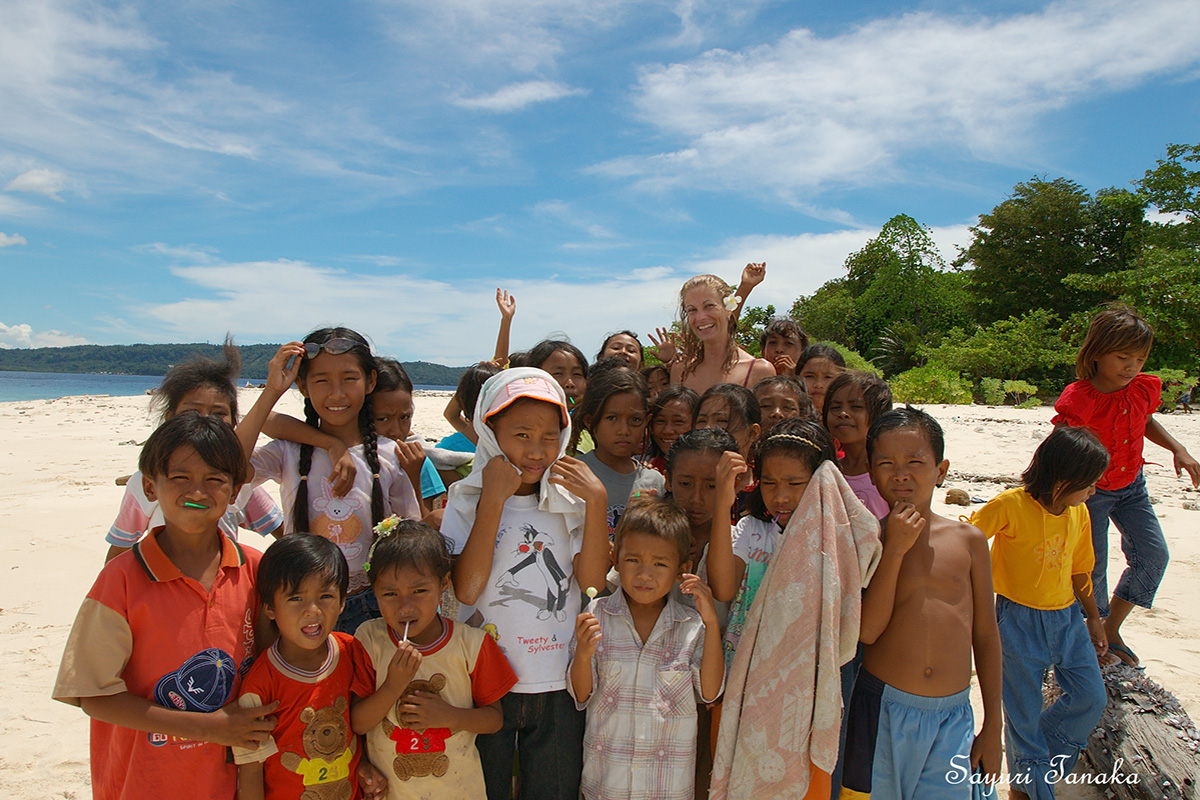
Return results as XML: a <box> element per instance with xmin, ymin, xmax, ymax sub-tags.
<box><xmin>237</xmin><ymin>329</ymin><xmax>420</xmax><ymax>633</ymax></box>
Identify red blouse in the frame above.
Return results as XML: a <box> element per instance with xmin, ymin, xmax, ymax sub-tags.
<box><xmin>1052</xmin><ymin>373</ymin><xmax>1161</xmax><ymax>491</ymax></box>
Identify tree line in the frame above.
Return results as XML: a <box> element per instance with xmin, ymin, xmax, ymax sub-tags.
<box><xmin>735</xmin><ymin>143</ymin><xmax>1200</xmax><ymax>406</ymax></box>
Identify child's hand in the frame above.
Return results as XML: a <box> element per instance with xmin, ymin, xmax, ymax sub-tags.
<box><xmin>574</xmin><ymin>611</ymin><xmax>602</xmax><ymax>658</ymax></box>
<box><xmin>680</xmin><ymin>573</ymin><xmax>719</xmax><ymax>627</ymax></box>
<box><xmin>327</xmin><ymin>440</ymin><xmax>357</xmax><ymax>498</ymax></box>
<box><xmin>647</xmin><ymin>327</ymin><xmax>679</xmax><ymax>365</ymax></box>
<box><xmin>399</xmin><ymin>690</ymin><xmax>458</xmax><ymax>731</ymax></box>
<box><xmin>395</xmin><ymin>440</ymin><xmax>426</xmax><ymax>481</ymax></box>
<box><xmin>1086</xmin><ymin>616</ymin><xmax>1109</xmax><ymax>658</ymax></box>
<box><xmin>715</xmin><ymin>451</ymin><xmax>749</xmax><ymax>500</ymax></box>
<box><xmin>480</xmin><ymin>455</ymin><xmax>522</xmax><ymax>502</ymax></box>
<box><xmin>206</xmin><ymin>699</ymin><xmax>280</xmax><ymax>749</ymax></box>
<box><xmin>496</xmin><ymin>288</ymin><xmax>517</xmax><ymax>321</ymax></box>
<box><xmin>357</xmin><ymin>760</ymin><xmax>389</xmax><ymax>800</ymax></box>
<box><xmin>1174</xmin><ymin>447</ymin><xmax>1200</xmax><ymax>487</ymax></box>
<box><xmin>740</xmin><ymin>261</ymin><xmax>766</xmax><ymax>289</ymax></box>
<box><xmin>772</xmin><ymin>354</ymin><xmax>796</xmax><ymax>374</ymax></box>
<box><xmin>883</xmin><ymin>502</ymin><xmax>926</xmax><ymax>554</ymax></box>
<box><xmin>383</xmin><ymin>641</ymin><xmax>423</xmax><ymax>694</ymax></box>
<box><xmin>266</xmin><ymin>343</ymin><xmax>305</xmax><ymax>396</ymax></box>
<box><xmin>969</xmin><ymin>725</ymin><xmax>1002</xmax><ymax>786</ymax></box>
<box><xmin>550</xmin><ymin>456</ymin><xmax>605</xmax><ymax>506</ymax></box>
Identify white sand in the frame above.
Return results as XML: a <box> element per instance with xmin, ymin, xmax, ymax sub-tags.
<box><xmin>1</xmin><ymin>392</ymin><xmax>1197</xmax><ymax>799</ymax></box>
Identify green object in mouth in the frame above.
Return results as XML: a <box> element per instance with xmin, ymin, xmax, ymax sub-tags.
<box><xmin>184</xmin><ymin>502</ymin><xmax>208</xmax><ymax>509</ymax></box>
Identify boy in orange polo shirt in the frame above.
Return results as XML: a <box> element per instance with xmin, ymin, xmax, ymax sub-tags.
<box><xmin>54</xmin><ymin>414</ymin><xmax>278</xmax><ymax>800</ymax></box>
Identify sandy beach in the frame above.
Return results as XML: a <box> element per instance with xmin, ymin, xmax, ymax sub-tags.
<box><xmin>2</xmin><ymin>389</ymin><xmax>1197</xmax><ymax>799</ymax></box>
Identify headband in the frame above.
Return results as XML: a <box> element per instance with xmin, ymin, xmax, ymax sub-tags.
<box><xmin>765</xmin><ymin>433</ymin><xmax>820</xmax><ymax>450</ymax></box>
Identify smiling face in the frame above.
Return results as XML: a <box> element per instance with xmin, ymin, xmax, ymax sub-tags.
<box><xmin>299</xmin><ymin>351</ymin><xmax>377</xmax><ymax>439</ymax></box>
<box><xmin>651</xmin><ymin>397</ymin><xmax>693</xmax><ymax>456</ymax></box>
<box><xmin>683</xmin><ymin>285</ymin><xmax>731</xmax><ymax>344</ymax></box>
<box><xmin>589</xmin><ymin>390</ymin><xmax>647</xmax><ymax>465</ymax></box>
<box><xmin>171</xmin><ymin>385</ymin><xmax>234</xmax><ymax>425</ymax></box>
<box><xmin>613</xmin><ymin>530</ymin><xmax>685</xmax><ymax>610</ymax></box>
<box><xmin>667</xmin><ymin>449</ymin><xmax>721</xmax><ymax>530</ymax></box>
<box><xmin>798</xmin><ymin>357</ymin><xmax>841</xmax><ymax>411</ymax></box>
<box><xmin>540</xmin><ymin>349</ymin><xmax>587</xmax><ymax>407</ymax></box>
<box><xmin>602</xmin><ymin>334</ymin><xmax>642</xmax><ymax>369</ymax></box>
<box><xmin>143</xmin><ymin>444</ymin><xmax>238</xmax><ymax>539</ymax></box>
<box><xmin>868</xmin><ymin>426</ymin><xmax>948</xmax><ymax>510</ymax></box>
<box><xmin>825</xmin><ymin>383</ymin><xmax>870</xmax><ymax>447</ymax></box>
<box><xmin>1092</xmin><ymin>349</ymin><xmax>1148</xmax><ymax>393</ymax></box>
<box><xmin>373</xmin><ymin>388</ymin><xmax>414</xmax><ymax>442</ymax></box>
<box><xmin>488</xmin><ymin>398</ymin><xmax>564</xmax><ymax>495</ymax></box>
<box><xmin>265</xmin><ymin>573</ymin><xmax>344</xmax><ymax>668</ymax></box>
<box><xmin>372</xmin><ymin>563</ymin><xmax>448</xmax><ymax>646</ymax></box>
<box><xmin>757</xmin><ymin>453</ymin><xmax>814</xmax><ymax>526</ymax></box>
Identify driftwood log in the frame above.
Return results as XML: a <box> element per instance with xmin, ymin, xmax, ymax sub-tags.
<box><xmin>1045</xmin><ymin>662</ymin><xmax>1200</xmax><ymax>799</ymax></box>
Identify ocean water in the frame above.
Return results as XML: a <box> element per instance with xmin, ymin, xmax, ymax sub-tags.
<box><xmin>0</xmin><ymin>371</ymin><xmax>455</xmax><ymax>403</ymax></box>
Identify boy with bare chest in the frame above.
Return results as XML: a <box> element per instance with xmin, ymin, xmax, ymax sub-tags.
<box><xmin>839</xmin><ymin>407</ymin><xmax>1002</xmax><ymax>800</ymax></box>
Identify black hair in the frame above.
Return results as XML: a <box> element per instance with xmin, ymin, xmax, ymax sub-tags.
<box><xmin>753</xmin><ymin>375</ymin><xmax>817</xmax><ymax>420</ymax></box>
<box><xmin>867</xmin><ymin>405</ymin><xmax>945</xmax><ymax>463</ymax></box>
<box><xmin>259</xmin><ymin>533</ymin><xmax>350</xmax><ymax>603</ymax></box>
<box><xmin>641</xmin><ymin>363</ymin><xmax>670</xmax><ymax>386</ymax></box>
<box><xmin>455</xmin><ymin>362</ymin><xmax>500</xmax><ymax>422</ymax></box>
<box><xmin>293</xmin><ymin>327</ymin><xmax>382</xmax><ymax>534</ymax></box>
<box><xmin>613</xmin><ymin>496</ymin><xmax>692</xmax><ymax>566</ymax></box>
<box><xmin>589</xmin><ymin>355</ymin><xmax>633</xmax><ymax>378</ymax></box>
<box><xmin>365</xmin><ymin>518</ymin><xmax>453</xmax><ymax>584</ymax></box>
<box><xmin>696</xmin><ymin>383</ymin><xmax>761</xmax><ymax>433</ymax></box>
<box><xmin>746</xmin><ymin>419</ymin><xmax>837</xmax><ymax>521</ymax></box>
<box><xmin>527</xmin><ymin>339</ymin><xmax>589</xmax><ymax>378</ymax></box>
<box><xmin>822</xmin><ymin>371</ymin><xmax>894</xmax><ymax>429</ymax></box>
<box><xmin>139</xmin><ymin>411</ymin><xmax>247</xmax><ymax>487</ymax></box>
<box><xmin>152</xmin><ymin>334</ymin><xmax>241</xmax><ymax>423</ymax></box>
<box><xmin>375</xmin><ymin>358</ymin><xmax>413</xmax><ymax>394</ymax></box>
<box><xmin>758</xmin><ymin>317</ymin><xmax>809</xmax><ymax>354</ymax></box>
<box><xmin>645</xmin><ymin>384</ymin><xmax>701</xmax><ymax>460</ymax></box>
<box><xmin>506</xmin><ymin>350</ymin><xmax>530</xmax><ymax>368</ymax></box>
<box><xmin>797</xmin><ymin>343</ymin><xmax>847</xmax><ymax>373</ymax></box>
<box><xmin>570</xmin><ymin>365</ymin><xmax>649</xmax><ymax>454</ymax></box>
<box><xmin>1022</xmin><ymin>427</ymin><xmax>1109</xmax><ymax>511</ymax></box>
<box><xmin>665</xmin><ymin>427</ymin><xmax>740</xmax><ymax>475</ymax></box>
<box><xmin>596</xmin><ymin>330</ymin><xmax>644</xmax><ymax>369</ymax></box>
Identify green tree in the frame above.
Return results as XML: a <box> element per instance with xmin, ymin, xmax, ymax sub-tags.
<box><xmin>792</xmin><ymin>280</ymin><xmax>856</xmax><ymax>347</ymax></box>
<box><xmin>960</xmin><ymin>177</ymin><xmax>1115</xmax><ymax>324</ymax></box>
<box><xmin>922</xmin><ymin>309</ymin><xmax>1075</xmax><ymax>383</ymax></box>
<box><xmin>735</xmin><ymin>304</ymin><xmax>775</xmax><ymax>357</ymax></box>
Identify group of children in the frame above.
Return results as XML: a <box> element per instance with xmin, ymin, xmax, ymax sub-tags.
<box><xmin>52</xmin><ymin>273</ymin><xmax>1199</xmax><ymax>800</ymax></box>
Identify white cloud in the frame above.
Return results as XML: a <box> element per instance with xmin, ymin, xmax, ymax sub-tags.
<box><xmin>5</xmin><ymin>168</ymin><xmax>68</xmax><ymax>200</ymax></box>
<box><xmin>453</xmin><ymin>81</ymin><xmax>586</xmax><ymax>112</ymax></box>
<box><xmin>534</xmin><ymin>199</ymin><xmax>615</xmax><ymax>240</ymax></box>
<box><xmin>0</xmin><ymin>232</ymin><xmax>27</xmax><ymax>247</ymax></box>
<box><xmin>137</xmin><ymin>223</ymin><xmax>973</xmax><ymax>363</ymax></box>
<box><xmin>595</xmin><ymin>0</ymin><xmax>1200</xmax><ymax>199</ymax></box>
<box><xmin>0</xmin><ymin>322</ymin><xmax>87</xmax><ymax>348</ymax></box>
<box><xmin>137</xmin><ymin>242</ymin><xmax>218</xmax><ymax>263</ymax></box>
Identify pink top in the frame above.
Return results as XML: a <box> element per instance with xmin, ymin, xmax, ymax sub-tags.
<box><xmin>843</xmin><ymin>471</ymin><xmax>890</xmax><ymax>519</ymax></box>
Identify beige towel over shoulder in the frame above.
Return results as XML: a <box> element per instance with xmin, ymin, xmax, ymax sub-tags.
<box><xmin>710</xmin><ymin>461</ymin><xmax>882</xmax><ymax>800</ymax></box>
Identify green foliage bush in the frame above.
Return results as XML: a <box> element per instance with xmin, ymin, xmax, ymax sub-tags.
<box><xmin>890</xmin><ymin>365</ymin><xmax>973</xmax><ymax>405</ymax></box>
<box><xmin>922</xmin><ymin>309</ymin><xmax>1074</xmax><ymax>383</ymax></box>
<box><xmin>979</xmin><ymin>378</ymin><xmax>1005</xmax><ymax>405</ymax></box>
<box><xmin>827</xmin><ymin>343</ymin><xmax>880</xmax><ymax>376</ymax></box>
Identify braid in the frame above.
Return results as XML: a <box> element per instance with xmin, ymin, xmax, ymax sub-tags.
<box><xmin>292</xmin><ymin>398</ymin><xmax>320</xmax><ymax>533</ymax></box>
<box><xmin>359</xmin><ymin>394</ymin><xmax>385</xmax><ymax>526</ymax></box>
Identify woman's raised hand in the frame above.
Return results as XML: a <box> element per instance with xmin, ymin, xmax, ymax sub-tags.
<box><xmin>647</xmin><ymin>326</ymin><xmax>679</xmax><ymax>365</ymax></box>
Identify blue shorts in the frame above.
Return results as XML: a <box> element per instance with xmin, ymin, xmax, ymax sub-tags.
<box><xmin>839</xmin><ymin>670</ymin><xmax>989</xmax><ymax>800</ymax></box>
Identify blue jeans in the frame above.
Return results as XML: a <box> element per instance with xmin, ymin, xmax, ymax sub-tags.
<box><xmin>997</xmin><ymin>597</ymin><xmax>1106</xmax><ymax>800</ymax></box>
<box><xmin>477</xmin><ymin>689</ymin><xmax>585</xmax><ymax>800</ymax></box>
<box><xmin>1085</xmin><ymin>470</ymin><xmax>1169</xmax><ymax>614</ymax></box>
<box><xmin>335</xmin><ymin>588</ymin><xmax>380</xmax><ymax>635</ymax></box>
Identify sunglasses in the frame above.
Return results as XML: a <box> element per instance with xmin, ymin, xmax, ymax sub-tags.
<box><xmin>304</xmin><ymin>338</ymin><xmax>361</xmax><ymax>359</ymax></box>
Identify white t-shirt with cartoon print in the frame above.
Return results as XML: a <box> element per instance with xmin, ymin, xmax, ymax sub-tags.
<box><xmin>442</xmin><ymin>493</ymin><xmax>583</xmax><ymax>694</ymax></box>
<box><xmin>251</xmin><ymin>437</ymin><xmax>419</xmax><ymax>593</ymax></box>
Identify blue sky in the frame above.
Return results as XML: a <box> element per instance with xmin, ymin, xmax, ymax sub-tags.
<box><xmin>1</xmin><ymin>0</ymin><xmax>1197</xmax><ymax>365</ymax></box>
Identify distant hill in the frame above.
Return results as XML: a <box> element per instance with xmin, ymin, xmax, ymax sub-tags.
<box><xmin>0</xmin><ymin>343</ymin><xmax>467</xmax><ymax>386</ymax></box>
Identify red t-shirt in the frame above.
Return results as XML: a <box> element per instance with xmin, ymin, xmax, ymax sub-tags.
<box><xmin>1053</xmin><ymin>373</ymin><xmax>1161</xmax><ymax>490</ymax></box>
<box><xmin>234</xmin><ymin>633</ymin><xmax>377</xmax><ymax>800</ymax></box>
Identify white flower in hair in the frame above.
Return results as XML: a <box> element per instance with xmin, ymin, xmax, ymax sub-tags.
<box><xmin>724</xmin><ymin>293</ymin><xmax>742</xmax><ymax>312</ymax></box>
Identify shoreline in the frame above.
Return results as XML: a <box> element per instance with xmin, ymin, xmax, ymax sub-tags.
<box><xmin>1</xmin><ymin>392</ymin><xmax>1196</xmax><ymax>799</ymax></box>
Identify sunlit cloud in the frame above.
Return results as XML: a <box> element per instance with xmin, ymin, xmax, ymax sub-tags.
<box><xmin>0</xmin><ymin>232</ymin><xmax>28</xmax><ymax>248</ymax></box>
<box><xmin>0</xmin><ymin>321</ymin><xmax>88</xmax><ymax>348</ymax></box>
<box><xmin>453</xmin><ymin>81</ymin><xmax>587</xmax><ymax>112</ymax></box>
<box><xmin>5</xmin><ymin>169</ymin><xmax>68</xmax><ymax>200</ymax></box>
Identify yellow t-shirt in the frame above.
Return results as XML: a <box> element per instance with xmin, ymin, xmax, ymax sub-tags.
<box><xmin>970</xmin><ymin>487</ymin><xmax>1094</xmax><ymax>610</ymax></box>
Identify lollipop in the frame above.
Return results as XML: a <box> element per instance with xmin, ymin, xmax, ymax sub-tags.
<box><xmin>585</xmin><ymin>586</ymin><xmax>598</xmax><ymax>613</ymax></box>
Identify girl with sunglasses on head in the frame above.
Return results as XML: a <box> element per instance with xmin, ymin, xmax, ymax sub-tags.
<box><xmin>237</xmin><ymin>328</ymin><xmax>420</xmax><ymax>635</ymax></box>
